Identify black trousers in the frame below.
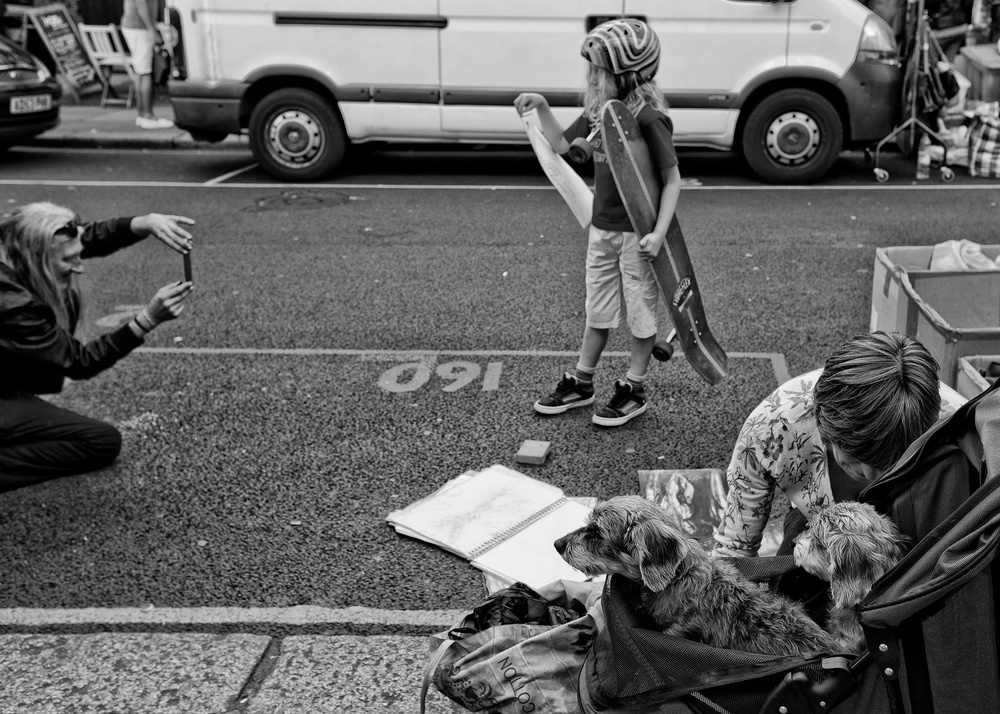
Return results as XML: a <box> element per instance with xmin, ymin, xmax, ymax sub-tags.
<box><xmin>0</xmin><ymin>393</ymin><xmax>121</xmax><ymax>493</ymax></box>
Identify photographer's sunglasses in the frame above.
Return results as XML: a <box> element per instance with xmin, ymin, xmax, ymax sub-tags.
<box><xmin>55</xmin><ymin>215</ymin><xmax>82</xmax><ymax>237</ymax></box>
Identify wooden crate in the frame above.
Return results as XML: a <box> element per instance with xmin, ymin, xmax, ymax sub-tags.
<box><xmin>957</xmin><ymin>44</ymin><xmax>1000</xmax><ymax>102</ymax></box>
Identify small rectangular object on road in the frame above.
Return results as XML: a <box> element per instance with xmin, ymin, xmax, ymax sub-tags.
<box><xmin>515</xmin><ymin>440</ymin><xmax>550</xmax><ymax>465</ymax></box>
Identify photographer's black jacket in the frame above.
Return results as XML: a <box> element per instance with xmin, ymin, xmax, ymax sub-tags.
<box><xmin>0</xmin><ymin>217</ymin><xmax>144</xmax><ymax>395</ymax></box>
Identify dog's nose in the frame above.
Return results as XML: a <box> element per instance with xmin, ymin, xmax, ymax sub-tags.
<box><xmin>554</xmin><ymin>535</ymin><xmax>567</xmax><ymax>554</ymax></box>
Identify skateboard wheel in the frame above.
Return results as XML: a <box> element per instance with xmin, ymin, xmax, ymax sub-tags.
<box><xmin>874</xmin><ymin>168</ymin><xmax>889</xmax><ymax>183</ymax></box>
<box><xmin>652</xmin><ymin>340</ymin><xmax>674</xmax><ymax>362</ymax></box>
<box><xmin>567</xmin><ymin>138</ymin><xmax>593</xmax><ymax>164</ymax></box>
<box><xmin>941</xmin><ymin>167</ymin><xmax>955</xmax><ymax>183</ymax></box>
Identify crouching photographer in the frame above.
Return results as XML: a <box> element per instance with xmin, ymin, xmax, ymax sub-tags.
<box><xmin>0</xmin><ymin>201</ymin><xmax>194</xmax><ymax>492</ymax></box>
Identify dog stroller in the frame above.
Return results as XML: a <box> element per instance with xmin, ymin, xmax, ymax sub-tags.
<box><xmin>578</xmin><ymin>562</ymin><xmax>883</xmax><ymax>714</ymax></box>
<box><xmin>856</xmin><ymin>374</ymin><xmax>1000</xmax><ymax>713</ymax></box>
<box><xmin>578</xmin><ymin>378</ymin><xmax>1000</xmax><ymax>714</ymax></box>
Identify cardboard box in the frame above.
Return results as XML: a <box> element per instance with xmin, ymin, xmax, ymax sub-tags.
<box><xmin>870</xmin><ymin>245</ymin><xmax>1000</xmax><ymax>387</ymax></box>
<box><xmin>956</xmin><ymin>355</ymin><xmax>1000</xmax><ymax>400</ymax></box>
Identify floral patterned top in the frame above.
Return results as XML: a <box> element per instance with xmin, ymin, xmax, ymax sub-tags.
<box><xmin>712</xmin><ymin>368</ymin><xmax>967</xmax><ymax>557</ymax></box>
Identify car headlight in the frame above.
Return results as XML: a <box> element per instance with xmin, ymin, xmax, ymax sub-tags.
<box><xmin>857</xmin><ymin>16</ymin><xmax>899</xmax><ymax>65</ymax></box>
<box><xmin>34</xmin><ymin>59</ymin><xmax>52</xmax><ymax>82</ymax></box>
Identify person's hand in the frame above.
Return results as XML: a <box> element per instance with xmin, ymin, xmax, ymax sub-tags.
<box><xmin>638</xmin><ymin>232</ymin><xmax>665</xmax><ymax>260</ymax></box>
<box><xmin>144</xmin><ymin>281</ymin><xmax>193</xmax><ymax>326</ymax></box>
<box><xmin>131</xmin><ymin>214</ymin><xmax>195</xmax><ymax>254</ymax></box>
<box><xmin>514</xmin><ymin>93</ymin><xmax>548</xmax><ymax>116</ymax></box>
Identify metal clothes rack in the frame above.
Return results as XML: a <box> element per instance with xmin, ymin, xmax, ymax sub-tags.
<box><xmin>872</xmin><ymin>0</ymin><xmax>956</xmax><ymax>182</ymax></box>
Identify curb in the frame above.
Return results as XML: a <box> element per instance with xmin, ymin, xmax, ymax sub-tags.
<box><xmin>28</xmin><ymin>132</ymin><xmax>252</xmax><ymax>152</ymax></box>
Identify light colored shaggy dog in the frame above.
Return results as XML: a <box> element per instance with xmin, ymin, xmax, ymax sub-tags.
<box><xmin>794</xmin><ymin>501</ymin><xmax>906</xmax><ymax>654</ymax></box>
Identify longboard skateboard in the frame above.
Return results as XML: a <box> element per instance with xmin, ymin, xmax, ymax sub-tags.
<box><xmin>601</xmin><ymin>99</ymin><xmax>728</xmax><ymax>385</ymax></box>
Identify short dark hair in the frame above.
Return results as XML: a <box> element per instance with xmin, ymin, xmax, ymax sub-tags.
<box><xmin>814</xmin><ymin>331</ymin><xmax>940</xmax><ymax>472</ymax></box>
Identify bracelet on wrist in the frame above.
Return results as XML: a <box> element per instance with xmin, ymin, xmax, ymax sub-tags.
<box><xmin>135</xmin><ymin>311</ymin><xmax>155</xmax><ymax>333</ymax></box>
<box><xmin>131</xmin><ymin>318</ymin><xmax>150</xmax><ymax>336</ymax></box>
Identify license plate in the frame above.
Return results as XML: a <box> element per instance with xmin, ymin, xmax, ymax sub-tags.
<box><xmin>10</xmin><ymin>94</ymin><xmax>51</xmax><ymax>114</ymax></box>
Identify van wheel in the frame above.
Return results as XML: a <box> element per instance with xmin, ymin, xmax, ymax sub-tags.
<box><xmin>741</xmin><ymin>89</ymin><xmax>842</xmax><ymax>184</ymax></box>
<box><xmin>249</xmin><ymin>88</ymin><xmax>346</xmax><ymax>181</ymax></box>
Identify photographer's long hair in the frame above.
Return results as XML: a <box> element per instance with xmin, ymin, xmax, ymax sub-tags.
<box><xmin>0</xmin><ymin>202</ymin><xmax>81</xmax><ymax>331</ymax></box>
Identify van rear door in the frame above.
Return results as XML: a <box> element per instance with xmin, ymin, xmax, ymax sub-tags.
<box><xmin>626</xmin><ymin>0</ymin><xmax>790</xmax><ymax>143</ymax></box>
<box><xmin>438</xmin><ymin>0</ymin><xmax>623</xmax><ymax>138</ymax></box>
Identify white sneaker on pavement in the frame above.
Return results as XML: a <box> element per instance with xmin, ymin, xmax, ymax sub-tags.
<box><xmin>135</xmin><ymin>116</ymin><xmax>175</xmax><ymax>130</ymax></box>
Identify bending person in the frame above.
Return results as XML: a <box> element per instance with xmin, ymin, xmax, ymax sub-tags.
<box><xmin>0</xmin><ymin>202</ymin><xmax>194</xmax><ymax>492</ymax></box>
<box><xmin>713</xmin><ymin>331</ymin><xmax>966</xmax><ymax>557</ymax></box>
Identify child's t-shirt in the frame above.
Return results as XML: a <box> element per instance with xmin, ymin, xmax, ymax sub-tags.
<box><xmin>563</xmin><ymin>104</ymin><xmax>677</xmax><ymax>233</ymax></box>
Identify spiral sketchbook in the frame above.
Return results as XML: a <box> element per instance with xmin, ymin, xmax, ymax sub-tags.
<box><xmin>386</xmin><ymin>464</ymin><xmax>594</xmax><ymax>590</ymax></box>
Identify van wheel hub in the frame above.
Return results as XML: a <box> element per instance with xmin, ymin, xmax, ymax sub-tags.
<box><xmin>269</xmin><ymin>110</ymin><xmax>322</xmax><ymax>166</ymax></box>
<box><xmin>765</xmin><ymin>112</ymin><xmax>819</xmax><ymax>166</ymax></box>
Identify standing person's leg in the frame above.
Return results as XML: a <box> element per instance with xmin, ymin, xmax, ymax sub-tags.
<box><xmin>593</xmin><ymin>232</ymin><xmax>658</xmax><ymax>427</ymax></box>
<box><xmin>534</xmin><ymin>226</ymin><xmax>619</xmax><ymax>415</ymax></box>
<box><xmin>0</xmin><ymin>394</ymin><xmax>122</xmax><ymax>493</ymax></box>
<box><xmin>136</xmin><ymin>72</ymin><xmax>153</xmax><ymax>119</ymax></box>
<box><xmin>122</xmin><ymin>27</ymin><xmax>173</xmax><ymax>129</ymax></box>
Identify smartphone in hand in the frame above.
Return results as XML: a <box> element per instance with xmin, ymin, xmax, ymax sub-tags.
<box><xmin>183</xmin><ymin>251</ymin><xmax>192</xmax><ymax>283</ymax></box>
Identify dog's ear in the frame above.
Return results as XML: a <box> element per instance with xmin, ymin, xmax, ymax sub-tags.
<box><xmin>827</xmin><ymin>529</ymin><xmax>904</xmax><ymax>609</ymax></box>
<box><xmin>631</xmin><ymin>519</ymin><xmax>689</xmax><ymax>591</ymax></box>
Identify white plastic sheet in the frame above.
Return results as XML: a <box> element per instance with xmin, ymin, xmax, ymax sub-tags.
<box><xmin>520</xmin><ymin>109</ymin><xmax>594</xmax><ymax>229</ymax></box>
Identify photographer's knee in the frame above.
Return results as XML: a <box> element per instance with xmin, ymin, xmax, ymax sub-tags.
<box><xmin>81</xmin><ymin>421</ymin><xmax>122</xmax><ymax>468</ymax></box>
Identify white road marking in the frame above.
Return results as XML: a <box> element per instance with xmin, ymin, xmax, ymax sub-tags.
<box><xmin>0</xmin><ymin>178</ymin><xmax>995</xmax><ymax>191</ymax></box>
<box><xmin>0</xmin><ymin>606</ymin><xmax>464</xmax><ymax>628</ymax></box>
<box><xmin>204</xmin><ymin>163</ymin><xmax>259</xmax><ymax>185</ymax></box>
<box><xmin>134</xmin><ymin>346</ymin><xmax>790</xmax><ymax>386</ymax></box>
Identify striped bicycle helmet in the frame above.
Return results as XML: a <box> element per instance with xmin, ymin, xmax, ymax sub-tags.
<box><xmin>581</xmin><ymin>18</ymin><xmax>660</xmax><ymax>81</ymax></box>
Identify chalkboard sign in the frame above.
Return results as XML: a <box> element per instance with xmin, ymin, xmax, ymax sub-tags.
<box><xmin>21</xmin><ymin>4</ymin><xmax>103</xmax><ymax>98</ymax></box>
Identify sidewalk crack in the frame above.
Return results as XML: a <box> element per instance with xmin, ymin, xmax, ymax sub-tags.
<box><xmin>226</xmin><ymin>636</ymin><xmax>283</xmax><ymax>712</ymax></box>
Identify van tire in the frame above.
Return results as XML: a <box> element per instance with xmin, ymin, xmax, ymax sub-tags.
<box><xmin>249</xmin><ymin>88</ymin><xmax>346</xmax><ymax>181</ymax></box>
<box><xmin>741</xmin><ymin>89</ymin><xmax>842</xmax><ymax>184</ymax></box>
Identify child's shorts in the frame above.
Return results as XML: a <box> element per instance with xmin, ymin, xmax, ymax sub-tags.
<box><xmin>585</xmin><ymin>226</ymin><xmax>659</xmax><ymax>339</ymax></box>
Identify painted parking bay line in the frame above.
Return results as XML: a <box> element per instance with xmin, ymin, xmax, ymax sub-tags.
<box><xmin>0</xmin><ymin>605</ymin><xmax>463</xmax><ymax>630</ymax></box>
<box><xmin>133</xmin><ymin>347</ymin><xmax>790</xmax><ymax>387</ymax></box>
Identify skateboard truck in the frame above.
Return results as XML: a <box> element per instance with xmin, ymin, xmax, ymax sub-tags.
<box><xmin>568</xmin><ymin>126</ymin><xmax>600</xmax><ymax>163</ymax></box>
<box><xmin>653</xmin><ymin>329</ymin><xmax>678</xmax><ymax>362</ymax></box>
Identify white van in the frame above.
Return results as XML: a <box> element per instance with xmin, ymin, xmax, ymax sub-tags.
<box><xmin>163</xmin><ymin>1</ymin><xmax>901</xmax><ymax>184</ymax></box>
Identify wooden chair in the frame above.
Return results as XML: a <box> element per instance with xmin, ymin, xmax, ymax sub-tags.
<box><xmin>78</xmin><ymin>24</ymin><xmax>136</xmax><ymax>109</ymax></box>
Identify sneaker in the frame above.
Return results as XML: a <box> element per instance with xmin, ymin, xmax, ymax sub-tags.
<box><xmin>533</xmin><ymin>373</ymin><xmax>595</xmax><ymax>415</ymax></box>
<box><xmin>135</xmin><ymin>116</ymin><xmax>175</xmax><ymax>130</ymax></box>
<box><xmin>592</xmin><ymin>380</ymin><xmax>647</xmax><ymax>427</ymax></box>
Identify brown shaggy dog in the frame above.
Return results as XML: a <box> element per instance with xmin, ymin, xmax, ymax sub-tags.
<box><xmin>554</xmin><ymin>495</ymin><xmax>835</xmax><ymax>658</ymax></box>
<box><xmin>794</xmin><ymin>501</ymin><xmax>906</xmax><ymax>654</ymax></box>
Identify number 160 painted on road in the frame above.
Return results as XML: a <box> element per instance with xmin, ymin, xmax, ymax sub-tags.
<box><xmin>378</xmin><ymin>361</ymin><xmax>503</xmax><ymax>394</ymax></box>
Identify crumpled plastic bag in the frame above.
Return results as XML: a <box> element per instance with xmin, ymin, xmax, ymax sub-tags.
<box><xmin>449</xmin><ymin>582</ymin><xmax>580</xmax><ymax>636</ymax></box>
<box><xmin>930</xmin><ymin>239</ymin><xmax>1000</xmax><ymax>271</ymax></box>
<box><xmin>927</xmin><ymin>124</ymin><xmax>969</xmax><ymax>167</ymax></box>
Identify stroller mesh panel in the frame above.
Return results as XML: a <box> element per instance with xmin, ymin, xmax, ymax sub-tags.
<box><xmin>588</xmin><ymin>576</ymin><xmax>827</xmax><ymax>710</ymax></box>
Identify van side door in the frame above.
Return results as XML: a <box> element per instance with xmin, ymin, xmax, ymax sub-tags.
<box><xmin>438</xmin><ymin>0</ymin><xmax>625</xmax><ymax>138</ymax></box>
<box><xmin>625</xmin><ymin>0</ymin><xmax>791</xmax><ymax>142</ymax></box>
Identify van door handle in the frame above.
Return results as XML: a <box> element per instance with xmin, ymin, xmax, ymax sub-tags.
<box><xmin>586</xmin><ymin>14</ymin><xmax>646</xmax><ymax>31</ymax></box>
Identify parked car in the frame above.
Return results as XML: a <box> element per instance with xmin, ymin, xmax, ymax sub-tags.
<box><xmin>0</xmin><ymin>34</ymin><xmax>60</xmax><ymax>146</ymax></box>
<box><xmin>163</xmin><ymin>0</ymin><xmax>902</xmax><ymax>184</ymax></box>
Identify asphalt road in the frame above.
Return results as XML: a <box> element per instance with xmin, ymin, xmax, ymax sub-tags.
<box><xmin>2</xmin><ymin>146</ymin><xmax>999</xmax><ymax>620</ymax></box>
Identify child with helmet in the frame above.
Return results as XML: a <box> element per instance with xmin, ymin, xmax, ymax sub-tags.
<box><xmin>514</xmin><ymin>18</ymin><xmax>681</xmax><ymax>427</ymax></box>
